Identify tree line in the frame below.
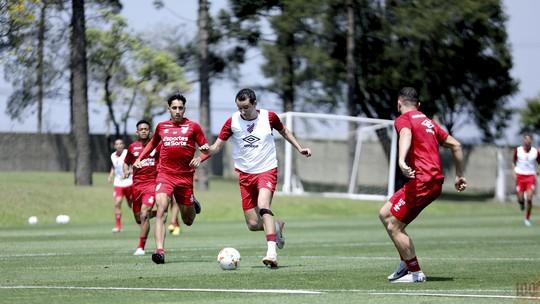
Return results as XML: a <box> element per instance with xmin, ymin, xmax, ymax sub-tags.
<box><xmin>0</xmin><ymin>0</ymin><xmax>533</xmax><ymax>186</ymax></box>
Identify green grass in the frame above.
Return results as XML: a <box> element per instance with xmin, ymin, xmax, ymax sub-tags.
<box><xmin>0</xmin><ymin>171</ymin><xmax>539</xmax><ymax>303</ymax></box>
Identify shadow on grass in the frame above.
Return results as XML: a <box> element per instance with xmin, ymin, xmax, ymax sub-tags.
<box><xmin>427</xmin><ymin>276</ymin><xmax>454</xmax><ymax>282</ymax></box>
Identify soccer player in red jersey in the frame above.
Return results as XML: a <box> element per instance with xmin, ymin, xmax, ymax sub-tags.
<box><xmin>200</xmin><ymin>88</ymin><xmax>311</xmax><ymax>268</ymax></box>
<box><xmin>108</xmin><ymin>138</ymin><xmax>133</xmax><ymax>233</ymax></box>
<box><xmin>512</xmin><ymin>134</ymin><xmax>540</xmax><ymax>226</ymax></box>
<box><xmin>134</xmin><ymin>93</ymin><xmax>208</xmax><ymax>264</ymax></box>
<box><xmin>123</xmin><ymin>120</ymin><xmax>158</xmax><ymax>256</ymax></box>
<box><xmin>379</xmin><ymin>87</ymin><xmax>467</xmax><ymax>283</ymax></box>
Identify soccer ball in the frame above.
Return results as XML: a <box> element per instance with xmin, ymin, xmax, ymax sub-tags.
<box><xmin>28</xmin><ymin>216</ymin><xmax>38</xmax><ymax>225</ymax></box>
<box><xmin>55</xmin><ymin>215</ymin><xmax>70</xmax><ymax>224</ymax></box>
<box><xmin>217</xmin><ymin>247</ymin><xmax>241</xmax><ymax>270</ymax></box>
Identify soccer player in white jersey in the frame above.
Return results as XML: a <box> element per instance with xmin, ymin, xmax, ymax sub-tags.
<box><xmin>200</xmin><ymin>88</ymin><xmax>311</xmax><ymax>268</ymax></box>
<box><xmin>108</xmin><ymin>138</ymin><xmax>133</xmax><ymax>232</ymax></box>
<box><xmin>513</xmin><ymin>134</ymin><xmax>540</xmax><ymax>226</ymax></box>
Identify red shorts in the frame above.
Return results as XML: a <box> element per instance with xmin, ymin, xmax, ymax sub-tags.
<box><xmin>516</xmin><ymin>174</ymin><xmax>536</xmax><ymax>193</ymax></box>
<box><xmin>155</xmin><ymin>173</ymin><xmax>194</xmax><ymax>206</ymax></box>
<box><xmin>389</xmin><ymin>179</ymin><xmax>443</xmax><ymax>224</ymax></box>
<box><xmin>113</xmin><ymin>186</ymin><xmax>133</xmax><ymax>201</ymax></box>
<box><xmin>132</xmin><ymin>183</ymin><xmax>156</xmax><ymax>213</ymax></box>
<box><xmin>238</xmin><ymin>167</ymin><xmax>278</xmax><ymax>211</ymax></box>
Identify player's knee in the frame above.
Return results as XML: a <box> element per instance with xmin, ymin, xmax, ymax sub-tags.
<box><xmin>247</xmin><ymin>222</ymin><xmax>259</xmax><ymax>231</ymax></box>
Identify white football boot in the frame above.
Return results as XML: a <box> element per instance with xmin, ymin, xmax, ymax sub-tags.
<box><xmin>387</xmin><ymin>261</ymin><xmax>408</xmax><ymax>281</ymax></box>
<box><xmin>524</xmin><ymin>219</ymin><xmax>532</xmax><ymax>227</ymax></box>
<box><xmin>133</xmin><ymin>248</ymin><xmax>145</xmax><ymax>256</ymax></box>
<box><xmin>262</xmin><ymin>254</ymin><xmax>278</xmax><ymax>268</ymax></box>
<box><xmin>390</xmin><ymin>271</ymin><xmax>426</xmax><ymax>283</ymax></box>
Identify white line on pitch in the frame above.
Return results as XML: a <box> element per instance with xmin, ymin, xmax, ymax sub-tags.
<box><xmin>368</xmin><ymin>292</ymin><xmax>540</xmax><ymax>300</ymax></box>
<box><xmin>0</xmin><ymin>285</ymin><xmax>323</xmax><ymax>295</ymax></box>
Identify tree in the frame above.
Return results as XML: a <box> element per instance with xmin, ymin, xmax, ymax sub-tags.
<box><xmin>71</xmin><ymin>0</ymin><xmax>92</xmax><ymax>185</ymax></box>
<box><xmin>521</xmin><ymin>94</ymin><xmax>540</xmax><ymax>133</ymax></box>
<box><xmin>197</xmin><ymin>0</ymin><xmax>211</xmax><ymax>190</ymax></box>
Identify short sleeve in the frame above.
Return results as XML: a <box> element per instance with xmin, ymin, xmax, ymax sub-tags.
<box><xmin>394</xmin><ymin>115</ymin><xmax>412</xmax><ymax>134</ymax></box>
<box><xmin>124</xmin><ymin>146</ymin><xmax>134</xmax><ymax>165</ymax></box>
<box><xmin>269</xmin><ymin>111</ymin><xmax>284</xmax><ymax>131</ymax></box>
<box><xmin>193</xmin><ymin>122</ymin><xmax>208</xmax><ymax>146</ymax></box>
<box><xmin>218</xmin><ymin>117</ymin><xmax>233</xmax><ymax>140</ymax></box>
<box><xmin>433</xmin><ymin>121</ymin><xmax>449</xmax><ymax>144</ymax></box>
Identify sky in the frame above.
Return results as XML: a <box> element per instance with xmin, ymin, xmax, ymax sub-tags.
<box><xmin>0</xmin><ymin>0</ymin><xmax>538</xmax><ymax>144</ymax></box>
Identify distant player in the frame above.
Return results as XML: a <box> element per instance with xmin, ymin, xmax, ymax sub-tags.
<box><xmin>513</xmin><ymin>133</ymin><xmax>540</xmax><ymax>226</ymax></box>
<box><xmin>379</xmin><ymin>87</ymin><xmax>467</xmax><ymax>283</ymax></box>
<box><xmin>124</xmin><ymin>120</ymin><xmax>158</xmax><ymax>255</ymax></box>
<box><xmin>108</xmin><ymin>138</ymin><xmax>133</xmax><ymax>233</ymax></box>
<box><xmin>201</xmin><ymin>88</ymin><xmax>311</xmax><ymax>268</ymax></box>
<box><xmin>134</xmin><ymin>93</ymin><xmax>207</xmax><ymax>264</ymax></box>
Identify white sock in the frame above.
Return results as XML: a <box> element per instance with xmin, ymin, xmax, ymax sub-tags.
<box><xmin>267</xmin><ymin>241</ymin><xmax>277</xmax><ymax>257</ymax></box>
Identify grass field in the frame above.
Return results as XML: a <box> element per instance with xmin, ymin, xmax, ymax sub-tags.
<box><xmin>0</xmin><ymin>171</ymin><xmax>539</xmax><ymax>303</ymax></box>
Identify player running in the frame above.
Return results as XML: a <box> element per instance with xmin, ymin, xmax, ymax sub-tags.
<box><xmin>513</xmin><ymin>133</ymin><xmax>540</xmax><ymax>226</ymax></box>
<box><xmin>134</xmin><ymin>93</ymin><xmax>207</xmax><ymax>264</ymax></box>
<box><xmin>379</xmin><ymin>87</ymin><xmax>467</xmax><ymax>283</ymax></box>
<box><xmin>108</xmin><ymin>138</ymin><xmax>133</xmax><ymax>233</ymax></box>
<box><xmin>200</xmin><ymin>88</ymin><xmax>311</xmax><ymax>268</ymax></box>
<box><xmin>123</xmin><ymin>120</ymin><xmax>158</xmax><ymax>256</ymax></box>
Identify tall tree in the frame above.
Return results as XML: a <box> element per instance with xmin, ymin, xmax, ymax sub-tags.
<box><xmin>521</xmin><ymin>94</ymin><xmax>540</xmax><ymax>133</ymax></box>
<box><xmin>71</xmin><ymin>0</ymin><xmax>91</xmax><ymax>185</ymax></box>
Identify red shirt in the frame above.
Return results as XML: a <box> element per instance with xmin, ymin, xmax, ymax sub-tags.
<box><xmin>148</xmin><ymin>118</ymin><xmax>208</xmax><ymax>175</ymax></box>
<box><xmin>124</xmin><ymin>140</ymin><xmax>158</xmax><ymax>185</ymax></box>
<box><xmin>395</xmin><ymin>110</ymin><xmax>448</xmax><ymax>182</ymax></box>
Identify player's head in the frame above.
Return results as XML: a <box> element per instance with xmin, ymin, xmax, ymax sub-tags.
<box><xmin>397</xmin><ymin>87</ymin><xmax>420</xmax><ymax>113</ymax></box>
<box><xmin>523</xmin><ymin>133</ymin><xmax>533</xmax><ymax>148</ymax></box>
<box><xmin>113</xmin><ymin>138</ymin><xmax>124</xmax><ymax>152</ymax></box>
<box><xmin>136</xmin><ymin>120</ymin><xmax>152</xmax><ymax>141</ymax></box>
<box><xmin>235</xmin><ymin>88</ymin><xmax>257</xmax><ymax>120</ymax></box>
<box><xmin>167</xmin><ymin>92</ymin><xmax>186</xmax><ymax>123</ymax></box>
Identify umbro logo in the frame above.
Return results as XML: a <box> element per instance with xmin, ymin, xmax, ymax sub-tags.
<box><xmin>242</xmin><ymin>135</ymin><xmax>260</xmax><ymax>144</ymax></box>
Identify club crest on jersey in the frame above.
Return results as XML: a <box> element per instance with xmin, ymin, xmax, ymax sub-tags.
<box><xmin>181</xmin><ymin>126</ymin><xmax>189</xmax><ymax>134</ymax></box>
<box><xmin>246</xmin><ymin>123</ymin><xmax>255</xmax><ymax>133</ymax></box>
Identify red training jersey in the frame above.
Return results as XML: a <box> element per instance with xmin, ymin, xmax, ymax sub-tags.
<box><xmin>394</xmin><ymin>110</ymin><xmax>448</xmax><ymax>182</ymax></box>
<box><xmin>148</xmin><ymin>118</ymin><xmax>208</xmax><ymax>175</ymax></box>
<box><xmin>124</xmin><ymin>140</ymin><xmax>158</xmax><ymax>185</ymax></box>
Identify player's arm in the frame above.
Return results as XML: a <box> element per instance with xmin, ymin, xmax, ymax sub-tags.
<box><xmin>108</xmin><ymin>167</ymin><xmax>114</xmax><ymax>183</ymax></box>
<box><xmin>442</xmin><ymin>135</ymin><xmax>467</xmax><ymax>192</ymax></box>
<box><xmin>397</xmin><ymin>127</ymin><xmax>415</xmax><ymax>178</ymax></box>
<box><xmin>278</xmin><ymin>126</ymin><xmax>312</xmax><ymax>157</ymax></box>
<box><xmin>134</xmin><ymin>125</ymin><xmax>161</xmax><ymax>168</ymax></box>
<box><xmin>123</xmin><ymin>163</ymin><xmax>130</xmax><ymax>179</ymax></box>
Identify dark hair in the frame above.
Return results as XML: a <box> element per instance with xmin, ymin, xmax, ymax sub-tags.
<box><xmin>114</xmin><ymin>138</ymin><xmax>124</xmax><ymax>143</ymax></box>
<box><xmin>136</xmin><ymin>119</ymin><xmax>151</xmax><ymax>129</ymax></box>
<box><xmin>235</xmin><ymin>88</ymin><xmax>256</xmax><ymax>104</ymax></box>
<box><xmin>399</xmin><ymin>87</ymin><xmax>419</xmax><ymax>103</ymax></box>
<box><xmin>167</xmin><ymin>92</ymin><xmax>186</xmax><ymax>106</ymax></box>
<box><xmin>523</xmin><ymin>133</ymin><xmax>533</xmax><ymax>139</ymax></box>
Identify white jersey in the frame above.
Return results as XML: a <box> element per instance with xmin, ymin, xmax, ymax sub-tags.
<box><xmin>514</xmin><ymin>146</ymin><xmax>540</xmax><ymax>175</ymax></box>
<box><xmin>111</xmin><ymin>149</ymin><xmax>133</xmax><ymax>187</ymax></box>
<box><xmin>228</xmin><ymin>109</ymin><xmax>278</xmax><ymax>174</ymax></box>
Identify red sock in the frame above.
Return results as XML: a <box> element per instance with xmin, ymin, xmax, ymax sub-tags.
<box><xmin>115</xmin><ymin>213</ymin><xmax>121</xmax><ymax>227</ymax></box>
<box><xmin>266</xmin><ymin>234</ymin><xmax>277</xmax><ymax>242</ymax></box>
<box><xmin>156</xmin><ymin>248</ymin><xmax>165</xmax><ymax>255</ymax></box>
<box><xmin>138</xmin><ymin>237</ymin><xmax>147</xmax><ymax>249</ymax></box>
<box><xmin>405</xmin><ymin>256</ymin><xmax>421</xmax><ymax>272</ymax></box>
<box><xmin>526</xmin><ymin>209</ymin><xmax>531</xmax><ymax>220</ymax></box>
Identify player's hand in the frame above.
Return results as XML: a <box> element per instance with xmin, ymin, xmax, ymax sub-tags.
<box><xmin>107</xmin><ymin>175</ymin><xmax>112</xmax><ymax>183</ymax></box>
<box><xmin>199</xmin><ymin>144</ymin><xmax>210</xmax><ymax>154</ymax></box>
<box><xmin>133</xmin><ymin>159</ymin><xmax>142</xmax><ymax>169</ymax></box>
<box><xmin>299</xmin><ymin>147</ymin><xmax>312</xmax><ymax>157</ymax></box>
<box><xmin>399</xmin><ymin>162</ymin><xmax>415</xmax><ymax>178</ymax></box>
<box><xmin>455</xmin><ymin>176</ymin><xmax>467</xmax><ymax>192</ymax></box>
<box><xmin>190</xmin><ymin>156</ymin><xmax>202</xmax><ymax>168</ymax></box>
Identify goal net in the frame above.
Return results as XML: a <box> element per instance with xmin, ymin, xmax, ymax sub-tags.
<box><xmin>276</xmin><ymin>112</ymin><xmax>397</xmax><ymax>201</ymax></box>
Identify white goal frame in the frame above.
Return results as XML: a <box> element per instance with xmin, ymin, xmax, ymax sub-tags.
<box><xmin>277</xmin><ymin>112</ymin><xmax>398</xmax><ymax>201</ymax></box>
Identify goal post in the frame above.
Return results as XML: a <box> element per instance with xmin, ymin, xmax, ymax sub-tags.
<box><xmin>277</xmin><ymin>112</ymin><xmax>397</xmax><ymax>201</ymax></box>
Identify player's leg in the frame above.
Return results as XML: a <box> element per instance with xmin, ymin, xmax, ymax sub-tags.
<box><xmin>168</xmin><ymin>199</ymin><xmax>181</xmax><ymax>235</ymax></box>
<box><xmin>112</xmin><ymin>187</ymin><xmax>124</xmax><ymax>232</ymax></box>
<box><xmin>134</xmin><ymin>190</ymin><xmax>153</xmax><ymax>256</ymax></box>
<box><xmin>152</xmin><ymin>192</ymin><xmax>169</xmax><ymax>264</ymax></box>
<box><xmin>524</xmin><ymin>188</ymin><xmax>534</xmax><ymax>226</ymax></box>
<box><xmin>176</xmin><ymin>188</ymin><xmax>196</xmax><ymax>226</ymax></box>
<box><xmin>516</xmin><ymin>176</ymin><xmax>525</xmax><ymax>211</ymax></box>
<box><xmin>379</xmin><ymin>201</ymin><xmax>423</xmax><ymax>282</ymax></box>
<box><xmin>257</xmin><ymin>188</ymin><xmax>281</xmax><ymax>268</ymax></box>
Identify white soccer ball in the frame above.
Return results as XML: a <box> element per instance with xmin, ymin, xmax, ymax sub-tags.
<box><xmin>217</xmin><ymin>247</ymin><xmax>241</xmax><ymax>270</ymax></box>
<box><xmin>55</xmin><ymin>215</ymin><xmax>70</xmax><ymax>224</ymax></box>
<box><xmin>28</xmin><ymin>216</ymin><xmax>38</xmax><ymax>225</ymax></box>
